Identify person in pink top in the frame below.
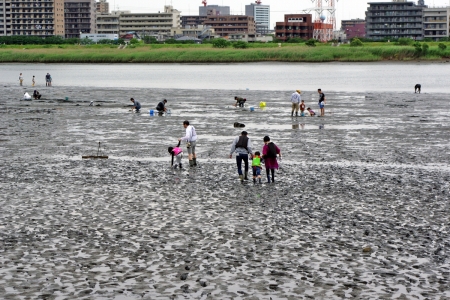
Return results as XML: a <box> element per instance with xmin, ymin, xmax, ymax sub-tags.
<box><xmin>262</xmin><ymin>136</ymin><xmax>281</xmax><ymax>183</ymax></box>
<box><xmin>168</xmin><ymin>141</ymin><xmax>183</xmax><ymax>169</ymax></box>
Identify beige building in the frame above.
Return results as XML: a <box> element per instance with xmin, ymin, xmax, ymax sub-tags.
<box><xmin>4</xmin><ymin>0</ymin><xmax>65</xmax><ymax>37</ymax></box>
<box><xmin>64</xmin><ymin>0</ymin><xmax>96</xmax><ymax>38</ymax></box>
<box><xmin>203</xmin><ymin>15</ymin><xmax>256</xmax><ymax>37</ymax></box>
<box><xmin>96</xmin><ymin>0</ymin><xmax>108</xmax><ymax>14</ymax></box>
<box><xmin>96</xmin><ymin>10</ymin><xmax>124</xmax><ymax>34</ymax></box>
<box><xmin>118</xmin><ymin>5</ymin><xmax>180</xmax><ymax>37</ymax></box>
<box><xmin>423</xmin><ymin>7</ymin><xmax>450</xmax><ymax>41</ymax></box>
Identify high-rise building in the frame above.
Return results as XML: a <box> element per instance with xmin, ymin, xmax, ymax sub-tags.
<box><xmin>423</xmin><ymin>7</ymin><xmax>450</xmax><ymax>41</ymax></box>
<box><xmin>3</xmin><ymin>0</ymin><xmax>65</xmax><ymax>37</ymax></box>
<box><xmin>366</xmin><ymin>1</ymin><xmax>425</xmax><ymax>41</ymax></box>
<box><xmin>245</xmin><ymin>2</ymin><xmax>270</xmax><ymax>34</ymax></box>
<box><xmin>64</xmin><ymin>0</ymin><xmax>97</xmax><ymax>38</ymax></box>
<box><xmin>199</xmin><ymin>5</ymin><xmax>229</xmax><ymax>16</ymax></box>
<box><xmin>96</xmin><ymin>0</ymin><xmax>109</xmax><ymax>14</ymax></box>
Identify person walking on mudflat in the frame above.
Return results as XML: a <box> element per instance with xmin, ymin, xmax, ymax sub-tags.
<box><xmin>318</xmin><ymin>88</ymin><xmax>326</xmax><ymax>117</ymax></box>
<box><xmin>19</xmin><ymin>73</ymin><xmax>23</xmax><ymax>86</ymax></box>
<box><xmin>230</xmin><ymin>131</ymin><xmax>253</xmax><ymax>183</ymax></box>
<box><xmin>262</xmin><ymin>136</ymin><xmax>281</xmax><ymax>184</ymax></box>
<box><xmin>291</xmin><ymin>90</ymin><xmax>301</xmax><ymax>117</ymax></box>
<box><xmin>179</xmin><ymin>120</ymin><xmax>198</xmax><ymax>167</ymax></box>
<box><xmin>32</xmin><ymin>75</ymin><xmax>35</xmax><ymax>87</ymax></box>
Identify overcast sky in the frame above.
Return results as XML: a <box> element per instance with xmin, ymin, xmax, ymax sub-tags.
<box><xmin>109</xmin><ymin>0</ymin><xmax>450</xmax><ymax>27</ymax></box>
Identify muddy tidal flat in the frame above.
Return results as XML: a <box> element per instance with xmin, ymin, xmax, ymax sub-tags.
<box><xmin>1</xmin><ymin>85</ymin><xmax>450</xmax><ymax>299</ymax></box>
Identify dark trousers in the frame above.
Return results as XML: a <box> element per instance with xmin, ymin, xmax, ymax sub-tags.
<box><xmin>236</xmin><ymin>153</ymin><xmax>248</xmax><ymax>176</ymax></box>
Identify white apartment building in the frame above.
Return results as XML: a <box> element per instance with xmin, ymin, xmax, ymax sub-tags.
<box><xmin>245</xmin><ymin>3</ymin><xmax>270</xmax><ymax>35</ymax></box>
<box><xmin>118</xmin><ymin>5</ymin><xmax>180</xmax><ymax>37</ymax></box>
<box><xmin>423</xmin><ymin>7</ymin><xmax>450</xmax><ymax>41</ymax></box>
<box><xmin>96</xmin><ymin>10</ymin><xmax>125</xmax><ymax>34</ymax></box>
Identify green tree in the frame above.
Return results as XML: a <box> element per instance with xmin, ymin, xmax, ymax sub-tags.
<box><xmin>305</xmin><ymin>39</ymin><xmax>316</xmax><ymax>47</ymax></box>
<box><xmin>350</xmin><ymin>38</ymin><xmax>364</xmax><ymax>47</ymax></box>
<box><xmin>438</xmin><ymin>43</ymin><xmax>447</xmax><ymax>50</ymax></box>
<box><xmin>232</xmin><ymin>41</ymin><xmax>248</xmax><ymax>49</ymax></box>
<box><xmin>129</xmin><ymin>38</ymin><xmax>140</xmax><ymax>45</ymax></box>
<box><xmin>143</xmin><ymin>36</ymin><xmax>158</xmax><ymax>44</ymax></box>
<box><xmin>212</xmin><ymin>38</ymin><xmax>230</xmax><ymax>48</ymax></box>
<box><xmin>397</xmin><ymin>37</ymin><xmax>413</xmax><ymax>46</ymax></box>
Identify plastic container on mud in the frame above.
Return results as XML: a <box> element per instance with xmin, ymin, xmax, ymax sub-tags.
<box><xmin>250</xmin><ymin>106</ymin><xmax>255</xmax><ymax>112</ymax></box>
<box><xmin>149</xmin><ymin>109</ymin><xmax>154</xmax><ymax>116</ymax></box>
<box><xmin>64</xmin><ymin>97</ymin><xmax>69</xmax><ymax>101</ymax></box>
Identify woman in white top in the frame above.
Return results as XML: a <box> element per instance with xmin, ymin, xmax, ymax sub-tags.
<box><xmin>178</xmin><ymin>120</ymin><xmax>198</xmax><ymax>167</ymax></box>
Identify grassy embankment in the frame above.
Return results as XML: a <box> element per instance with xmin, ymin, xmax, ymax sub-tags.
<box><xmin>0</xmin><ymin>42</ymin><xmax>449</xmax><ymax>63</ymax></box>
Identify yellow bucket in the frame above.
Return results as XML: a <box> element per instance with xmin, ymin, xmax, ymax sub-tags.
<box><xmin>259</xmin><ymin>101</ymin><xmax>266</xmax><ymax>108</ymax></box>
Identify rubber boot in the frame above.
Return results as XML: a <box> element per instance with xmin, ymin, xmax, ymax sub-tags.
<box><xmin>259</xmin><ymin>178</ymin><xmax>262</xmax><ymax>184</ymax></box>
<box><xmin>253</xmin><ymin>178</ymin><xmax>256</xmax><ymax>184</ymax></box>
<box><xmin>291</xmin><ymin>111</ymin><xmax>294</xmax><ymax>117</ymax></box>
<box><xmin>193</xmin><ymin>158</ymin><xmax>197</xmax><ymax>166</ymax></box>
<box><xmin>295</xmin><ymin>112</ymin><xmax>298</xmax><ymax>117</ymax></box>
<box><xmin>244</xmin><ymin>174</ymin><xmax>248</xmax><ymax>180</ymax></box>
<box><xmin>189</xmin><ymin>160</ymin><xmax>194</xmax><ymax>167</ymax></box>
<box><xmin>267</xmin><ymin>175</ymin><xmax>271</xmax><ymax>183</ymax></box>
<box><xmin>179</xmin><ymin>163</ymin><xmax>182</xmax><ymax>169</ymax></box>
<box><xmin>239</xmin><ymin>175</ymin><xmax>244</xmax><ymax>182</ymax></box>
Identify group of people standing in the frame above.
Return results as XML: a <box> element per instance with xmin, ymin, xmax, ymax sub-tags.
<box><xmin>18</xmin><ymin>72</ymin><xmax>52</xmax><ymax>87</ymax></box>
<box><xmin>291</xmin><ymin>89</ymin><xmax>326</xmax><ymax>117</ymax></box>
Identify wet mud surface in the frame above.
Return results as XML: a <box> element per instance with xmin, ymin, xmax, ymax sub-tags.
<box><xmin>1</xmin><ymin>86</ymin><xmax>450</xmax><ymax>299</ymax></box>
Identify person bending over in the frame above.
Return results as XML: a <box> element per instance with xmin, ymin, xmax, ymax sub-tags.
<box><xmin>156</xmin><ymin>99</ymin><xmax>167</xmax><ymax>115</ymax></box>
<box><xmin>234</xmin><ymin>96</ymin><xmax>246</xmax><ymax>108</ymax></box>
<box><xmin>415</xmin><ymin>84</ymin><xmax>421</xmax><ymax>94</ymax></box>
<box><xmin>130</xmin><ymin>98</ymin><xmax>141</xmax><ymax>112</ymax></box>
<box><xmin>168</xmin><ymin>141</ymin><xmax>183</xmax><ymax>169</ymax></box>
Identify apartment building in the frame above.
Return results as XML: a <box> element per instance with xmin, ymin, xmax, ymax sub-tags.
<box><xmin>366</xmin><ymin>1</ymin><xmax>425</xmax><ymax>41</ymax></box>
<box><xmin>118</xmin><ymin>5</ymin><xmax>180</xmax><ymax>37</ymax></box>
<box><xmin>96</xmin><ymin>0</ymin><xmax>108</xmax><ymax>14</ymax></box>
<box><xmin>245</xmin><ymin>2</ymin><xmax>270</xmax><ymax>34</ymax></box>
<box><xmin>96</xmin><ymin>9</ymin><xmax>123</xmax><ymax>34</ymax></box>
<box><xmin>5</xmin><ymin>0</ymin><xmax>65</xmax><ymax>37</ymax></box>
<box><xmin>203</xmin><ymin>15</ymin><xmax>256</xmax><ymax>37</ymax></box>
<box><xmin>423</xmin><ymin>7</ymin><xmax>450</xmax><ymax>41</ymax></box>
<box><xmin>180</xmin><ymin>15</ymin><xmax>207</xmax><ymax>29</ymax></box>
<box><xmin>275</xmin><ymin>14</ymin><xmax>313</xmax><ymax>41</ymax></box>
<box><xmin>64</xmin><ymin>0</ymin><xmax>96</xmax><ymax>38</ymax></box>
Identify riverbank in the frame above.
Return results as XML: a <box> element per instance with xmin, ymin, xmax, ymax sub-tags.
<box><xmin>0</xmin><ymin>42</ymin><xmax>449</xmax><ymax>63</ymax></box>
<box><xmin>1</xmin><ymin>85</ymin><xmax>449</xmax><ymax>298</ymax></box>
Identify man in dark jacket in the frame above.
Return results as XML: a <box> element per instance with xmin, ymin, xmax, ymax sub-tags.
<box><xmin>229</xmin><ymin>131</ymin><xmax>253</xmax><ymax>182</ymax></box>
<box><xmin>156</xmin><ymin>99</ymin><xmax>167</xmax><ymax>115</ymax></box>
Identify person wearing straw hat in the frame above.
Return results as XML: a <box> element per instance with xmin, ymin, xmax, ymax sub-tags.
<box><xmin>291</xmin><ymin>90</ymin><xmax>301</xmax><ymax>117</ymax></box>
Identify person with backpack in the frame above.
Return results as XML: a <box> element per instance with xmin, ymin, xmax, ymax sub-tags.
<box><xmin>262</xmin><ymin>136</ymin><xmax>281</xmax><ymax>183</ymax></box>
<box><xmin>229</xmin><ymin>131</ymin><xmax>253</xmax><ymax>183</ymax></box>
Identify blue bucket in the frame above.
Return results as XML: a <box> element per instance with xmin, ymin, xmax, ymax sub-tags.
<box><xmin>149</xmin><ymin>110</ymin><xmax>154</xmax><ymax>116</ymax></box>
<box><xmin>250</xmin><ymin>106</ymin><xmax>255</xmax><ymax>112</ymax></box>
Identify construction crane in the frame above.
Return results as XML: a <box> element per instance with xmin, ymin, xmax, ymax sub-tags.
<box><xmin>202</xmin><ymin>0</ymin><xmax>207</xmax><ymax>7</ymax></box>
<box><xmin>255</xmin><ymin>0</ymin><xmax>262</xmax><ymax>4</ymax></box>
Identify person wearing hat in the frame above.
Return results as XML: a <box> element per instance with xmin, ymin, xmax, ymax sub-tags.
<box><xmin>229</xmin><ymin>131</ymin><xmax>253</xmax><ymax>183</ymax></box>
<box><xmin>291</xmin><ymin>90</ymin><xmax>301</xmax><ymax>117</ymax></box>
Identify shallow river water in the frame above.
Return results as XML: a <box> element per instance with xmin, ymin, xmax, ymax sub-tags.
<box><xmin>1</xmin><ymin>62</ymin><xmax>449</xmax><ymax>92</ymax></box>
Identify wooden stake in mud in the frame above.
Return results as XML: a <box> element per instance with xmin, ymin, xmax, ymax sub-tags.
<box><xmin>82</xmin><ymin>141</ymin><xmax>108</xmax><ymax>159</ymax></box>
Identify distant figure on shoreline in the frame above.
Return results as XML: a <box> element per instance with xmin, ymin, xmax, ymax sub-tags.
<box><xmin>234</xmin><ymin>96</ymin><xmax>246</xmax><ymax>107</ymax></box>
<box><xmin>130</xmin><ymin>98</ymin><xmax>141</xmax><ymax>112</ymax></box>
<box><xmin>19</xmin><ymin>73</ymin><xmax>23</xmax><ymax>86</ymax></box>
<box><xmin>33</xmin><ymin>90</ymin><xmax>41</xmax><ymax>99</ymax></box>
<box><xmin>32</xmin><ymin>75</ymin><xmax>35</xmax><ymax>87</ymax></box>
<box><xmin>415</xmin><ymin>84</ymin><xmax>421</xmax><ymax>94</ymax></box>
<box><xmin>45</xmin><ymin>73</ymin><xmax>52</xmax><ymax>87</ymax></box>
